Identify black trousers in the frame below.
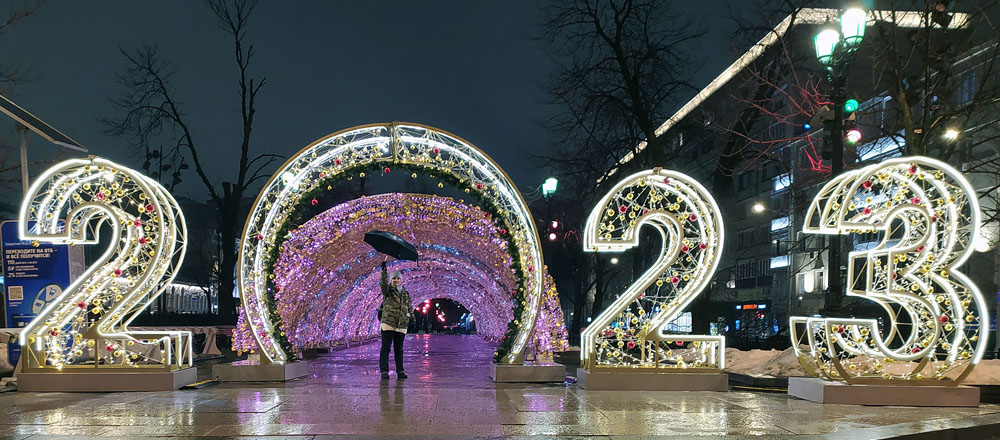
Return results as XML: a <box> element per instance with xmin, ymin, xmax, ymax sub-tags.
<box><xmin>379</xmin><ymin>330</ymin><xmax>405</xmax><ymax>373</ymax></box>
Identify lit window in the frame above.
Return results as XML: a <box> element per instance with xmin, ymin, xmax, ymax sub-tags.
<box><xmin>770</xmin><ymin>255</ymin><xmax>790</xmax><ymax>268</ymax></box>
<box><xmin>773</xmin><ymin>173</ymin><xmax>792</xmax><ymax>192</ymax></box>
<box><xmin>664</xmin><ymin>311</ymin><xmax>693</xmax><ymax>333</ymax></box>
<box><xmin>771</xmin><ymin>216</ymin><xmax>790</xmax><ymax>231</ymax></box>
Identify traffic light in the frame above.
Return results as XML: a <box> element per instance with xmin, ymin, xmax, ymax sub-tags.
<box><xmin>843</xmin><ymin>99</ymin><xmax>859</xmax><ymax>113</ymax></box>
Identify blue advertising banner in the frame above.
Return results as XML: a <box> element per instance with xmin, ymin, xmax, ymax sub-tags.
<box><xmin>0</xmin><ymin>220</ymin><xmax>82</xmax><ymax>366</ymax></box>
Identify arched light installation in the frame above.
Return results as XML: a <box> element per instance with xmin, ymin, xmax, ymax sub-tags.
<box><xmin>239</xmin><ymin>168</ymin><xmax>556</xmax><ymax>363</ymax></box>
<box><xmin>792</xmin><ymin>156</ymin><xmax>988</xmax><ymax>384</ymax></box>
<box><xmin>239</xmin><ymin>124</ymin><xmax>546</xmax><ymax>364</ymax></box>
<box><xmin>17</xmin><ymin>158</ymin><xmax>191</xmax><ymax>370</ymax></box>
<box><xmin>582</xmin><ymin>169</ymin><xmax>725</xmax><ymax>370</ymax></box>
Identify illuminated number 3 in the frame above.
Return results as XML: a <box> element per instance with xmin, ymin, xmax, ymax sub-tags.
<box><xmin>792</xmin><ymin>157</ymin><xmax>988</xmax><ymax>384</ymax></box>
<box><xmin>19</xmin><ymin>158</ymin><xmax>191</xmax><ymax>370</ymax></box>
<box><xmin>582</xmin><ymin>169</ymin><xmax>725</xmax><ymax>370</ymax></box>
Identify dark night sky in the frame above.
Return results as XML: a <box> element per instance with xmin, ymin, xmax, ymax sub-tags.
<box><xmin>2</xmin><ymin>1</ymin><xmax>736</xmax><ymax>201</ymax></box>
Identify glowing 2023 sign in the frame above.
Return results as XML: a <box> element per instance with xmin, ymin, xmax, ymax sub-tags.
<box><xmin>791</xmin><ymin>157</ymin><xmax>988</xmax><ymax>384</ymax></box>
<box><xmin>18</xmin><ymin>158</ymin><xmax>191</xmax><ymax>370</ymax></box>
<box><xmin>582</xmin><ymin>169</ymin><xmax>725</xmax><ymax>370</ymax></box>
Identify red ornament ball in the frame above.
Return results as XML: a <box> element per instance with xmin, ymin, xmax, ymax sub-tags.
<box><xmin>138</xmin><ymin>237</ymin><xmax>148</xmax><ymax>245</ymax></box>
<box><xmin>671</xmin><ymin>276</ymin><xmax>680</xmax><ymax>284</ymax></box>
<box><xmin>699</xmin><ymin>243</ymin><xmax>707</xmax><ymax>250</ymax></box>
<box><xmin>96</xmin><ymin>192</ymin><xmax>106</xmax><ymax>201</ymax></box>
<box><xmin>384</xmin><ymin>167</ymin><xmax>391</xmax><ymax>174</ymax></box>
<box><xmin>862</xmin><ymin>180</ymin><xmax>873</xmax><ymax>189</ymax></box>
<box><xmin>106</xmin><ymin>343</ymin><xmax>115</xmax><ymax>352</ymax></box>
<box><xmin>689</xmin><ymin>214</ymin><xmax>698</xmax><ymax>222</ymax></box>
<box><xmin>433</xmin><ymin>147</ymin><xmax>441</xmax><ymax>155</ymax></box>
<box><xmin>619</xmin><ymin>205</ymin><xmax>628</xmax><ymax>214</ymax></box>
<box><xmin>908</xmin><ymin>165</ymin><xmax>918</xmax><ymax>175</ymax></box>
<box><xmin>113</xmin><ymin>269</ymin><xmax>123</xmax><ymax>277</ymax></box>
<box><xmin>476</xmin><ymin>183</ymin><xmax>484</xmax><ymax>190</ymax></box>
<box><xmin>627</xmin><ymin>341</ymin><xmax>636</xmax><ymax>349</ymax></box>
<box><xmin>257</xmin><ymin>234</ymin><xmax>264</xmax><ymax>240</ymax></box>
<box><xmin>680</xmin><ymin>245</ymin><xmax>690</xmax><ymax>253</ymax></box>
<box><xmin>77</xmin><ymin>301</ymin><xmax>87</xmax><ymax>309</ymax></box>
<box><xmin>311</xmin><ymin>198</ymin><xmax>318</xmax><ymax>206</ymax></box>
<box><xmin>939</xmin><ymin>315</ymin><xmax>949</xmax><ymax>324</ymax></box>
<box><xmin>144</xmin><ymin>204</ymin><xmax>155</xmax><ymax>212</ymax></box>
<box><xmin>133</xmin><ymin>219</ymin><xmax>142</xmax><ymax>227</ymax></box>
<box><xmin>334</xmin><ymin>158</ymin><xmax>342</xmax><ymax>165</ymax></box>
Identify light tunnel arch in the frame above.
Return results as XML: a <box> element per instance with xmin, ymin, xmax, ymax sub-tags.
<box><xmin>234</xmin><ymin>193</ymin><xmax>567</xmax><ymax>358</ymax></box>
<box><xmin>239</xmin><ymin>125</ymin><xmax>547</xmax><ymax>364</ymax></box>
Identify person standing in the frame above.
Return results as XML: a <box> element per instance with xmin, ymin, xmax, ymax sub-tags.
<box><xmin>379</xmin><ymin>259</ymin><xmax>413</xmax><ymax>380</ymax></box>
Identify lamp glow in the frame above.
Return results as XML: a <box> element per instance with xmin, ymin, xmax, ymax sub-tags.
<box><xmin>840</xmin><ymin>8</ymin><xmax>867</xmax><ymax>48</ymax></box>
<box><xmin>752</xmin><ymin>202</ymin><xmax>766</xmax><ymax>214</ymax></box>
<box><xmin>814</xmin><ymin>29</ymin><xmax>841</xmax><ymax>65</ymax></box>
<box><xmin>846</xmin><ymin>129</ymin><xmax>862</xmax><ymax>144</ymax></box>
<box><xmin>542</xmin><ymin>177</ymin><xmax>558</xmax><ymax>197</ymax></box>
<box><xmin>944</xmin><ymin>128</ymin><xmax>960</xmax><ymax>140</ymax></box>
<box><xmin>843</xmin><ymin>99</ymin><xmax>859</xmax><ymax>113</ymax></box>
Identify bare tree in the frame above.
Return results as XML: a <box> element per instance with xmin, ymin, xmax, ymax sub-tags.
<box><xmin>535</xmin><ymin>0</ymin><xmax>705</xmax><ymax>339</ymax></box>
<box><xmin>103</xmin><ymin>0</ymin><xmax>280</xmax><ymax>324</ymax></box>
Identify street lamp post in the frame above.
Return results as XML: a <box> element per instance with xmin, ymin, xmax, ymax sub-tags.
<box><xmin>814</xmin><ymin>7</ymin><xmax>866</xmax><ymax>315</ymax></box>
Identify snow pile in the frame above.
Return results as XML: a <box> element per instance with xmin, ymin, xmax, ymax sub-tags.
<box><xmin>724</xmin><ymin>347</ymin><xmax>806</xmax><ymax>378</ymax></box>
<box><xmin>723</xmin><ymin>347</ymin><xmax>1000</xmax><ymax>383</ymax></box>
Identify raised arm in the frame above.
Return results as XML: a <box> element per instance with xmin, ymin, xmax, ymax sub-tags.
<box><xmin>380</xmin><ymin>260</ymin><xmax>389</xmax><ymax>295</ymax></box>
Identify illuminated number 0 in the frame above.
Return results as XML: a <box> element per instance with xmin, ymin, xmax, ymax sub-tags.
<box><xmin>19</xmin><ymin>158</ymin><xmax>191</xmax><ymax>370</ymax></box>
<box><xmin>582</xmin><ymin>169</ymin><xmax>725</xmax><ymax>370</ymax></box>
<box><xmin>791</xmin><ymin>157</ymin><xmax>988</xmax><ymax>384</ymax></box>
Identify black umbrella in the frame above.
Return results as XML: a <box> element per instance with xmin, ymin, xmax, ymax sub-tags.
<box><xmin>364</xmin><ymin>230</ymin><xmax>419</xmax><ymax>261</ymax></box>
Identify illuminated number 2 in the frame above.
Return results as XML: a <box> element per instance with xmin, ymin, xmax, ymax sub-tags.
<box><xmin>582</xmin><ymin>169</ymin><xmax>725</xmax><ymax>370</ymax></box>
<box><xmin>791</xmin><ymin>157</ymin><xmax>988</xmax><ymax>384</ymax></box>
<box><xmin>19</xmin><ymin>158</ymin><xmax>191</xmax><ymax>370</ymax></box>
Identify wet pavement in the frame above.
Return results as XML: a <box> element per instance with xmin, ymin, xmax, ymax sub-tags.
<box><xmin>1</xmin><ymin>334</ymin><xmax>999</xmax><ymax>439</ymax></box>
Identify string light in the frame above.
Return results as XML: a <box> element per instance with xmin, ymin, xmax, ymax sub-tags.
<box><xmin>793</xmin><ymin>156</ymin><xmax>988</xmax><ymax>384</ymax></box>
<box><xmin>18</xmin><ymin>158</ymin><xmax>192</xmax><ymax>370</ymax></box>
<box><xmin>237</xmin><ymin>124</ymin><xmax>546</xmax><ymax>364</ymax></box>
<box><xmin>581</xmin><ymin>169</ymin><xmax>726</xmax><ymax>370</ymax></box>
<box><xmin>232</xmin><ymin>193</ymin><xmax>567</xmax><ymax>358</ymax></box>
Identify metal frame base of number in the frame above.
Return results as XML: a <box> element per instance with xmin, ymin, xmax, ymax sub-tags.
<box><xmin>212</xmin><ymin>360</ymin><xmax>308</xmax><ymax>382</ymax></box>
<box><xmin>18</xmin><ymin>367</ymin><xmax>197</xmax><ymax>392</ymax></box>
<box><xmin>489</xmin><ymin>362</ymin><xmax>566</xmax><ymax>383</ymax></box>
<box><xmin>577</xmin><ymin>368</ymin><xmax>728</xmax><ymax>391</ymax></box>
<box><xmin>788</xmin><ymin>377</ymin><xmax>980</xmax><ymax>407</ymax></box>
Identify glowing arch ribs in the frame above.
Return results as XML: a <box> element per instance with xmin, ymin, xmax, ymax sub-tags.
<box><xmin>17</xmin><ymin>158</ymin><xmax>191</xmax><ymax>370</ymax></box>
<box><xmin>239</xmin><ymin>123</ymin><xmax>545</xmax><ymax>364</ymax></box>
<box><xmin>581</xmin><ymin>169</ymin><xmax>725</xmax><ymax>370</ymax></box>
<box><xmin>791</xmin><ymin>156</ymin><xmax>988</xmax><ymax>385</ymax></box>
<box><xmin>231</xmin><ymin>193</ymin><xmax>568</xmax><ymax>358</ymax></box>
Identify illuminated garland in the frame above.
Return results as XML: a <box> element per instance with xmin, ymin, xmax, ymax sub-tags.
<box><xmin>792</xmin><ymin>157</ymin><xmax>988</xmax><ymax>385</ymax></box>
<box><xmin>233</xmin><ymin>191</ymin><xmax>567</xmax><ymax>358</ymax></box>
<box><xmin>582</xmin><ymin>169</ymin><xmax>725</xmax><ymax>370</ymax></box>
<box><xmin>17</xmin><ymin>158</ymin><xmax>192</xmax><ymax>370</ymax></box>
<box><xmin>239</xmin><ymin>124</ymin><xmax>545</xmax><ymax>364</ymax></box>
<box><xmin>253</xmin><ymin>161</ymin><xmax>532</xmax><ymax>362</ymax></box>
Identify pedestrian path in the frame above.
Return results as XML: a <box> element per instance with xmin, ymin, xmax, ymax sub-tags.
<box><xmin>0</xmin><ymin>334</ymin><xmax>998</xmax><ymax>438</ymax></box>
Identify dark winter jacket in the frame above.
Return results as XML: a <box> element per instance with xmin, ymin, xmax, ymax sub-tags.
<box><xmin>380</xmin><ymin>267</ymin><xmax>413</xmax><ymax>330</ymax></box>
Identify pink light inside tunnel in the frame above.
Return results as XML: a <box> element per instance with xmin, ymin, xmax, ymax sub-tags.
<box><xmin>233</xmin><ymin>193</ymin><xmax>568</xmax><ymax>357</ymax></box>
